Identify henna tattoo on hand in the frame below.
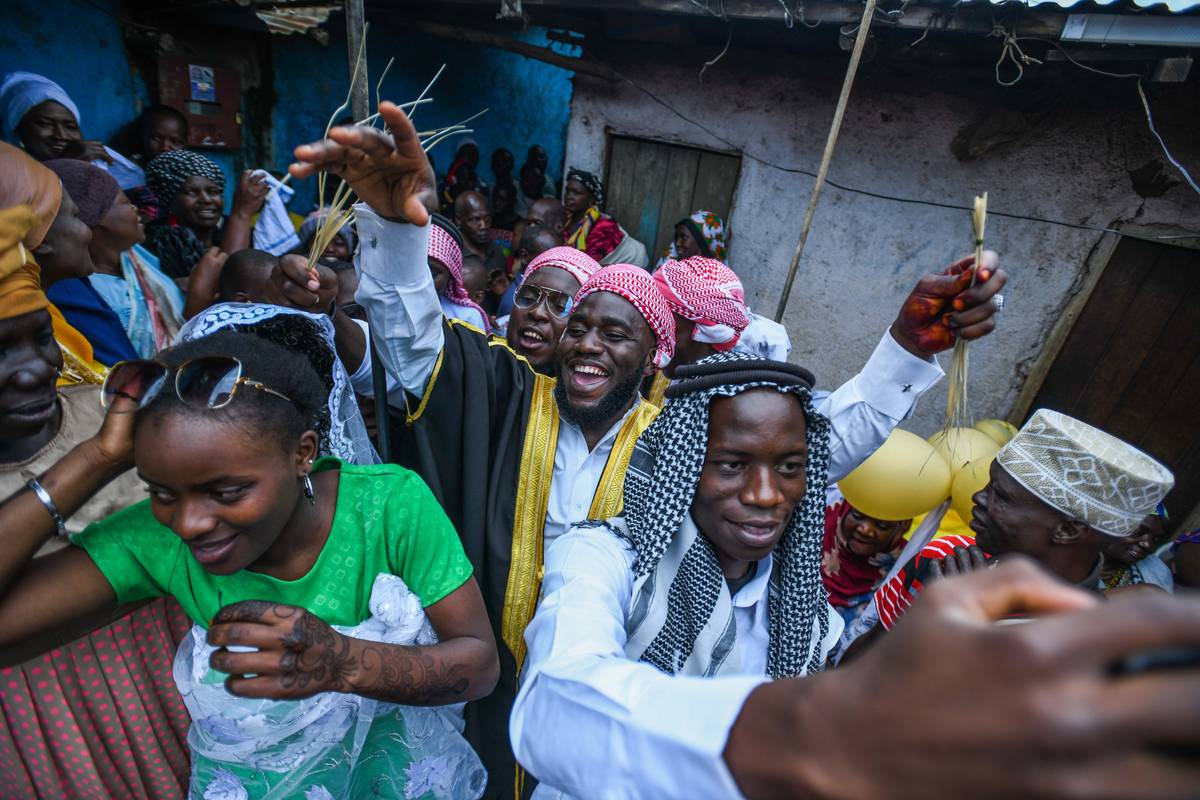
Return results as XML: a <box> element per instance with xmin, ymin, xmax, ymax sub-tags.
<box><xmin>213</xmin><ymin>599</ymin><xmax>302</xmax><ymax>625</ymax></box>
<box><xmin>213</xmin><ymin>600</ymin><xmax>482</xmax><ymax>705</ymax></box>
<box><xmin>277</xmin><ymin>609</ymin><xmax>358</xmax><ymax>696</ymax></box>
<box><xmin>896</xmin><ymin>294</ymin><xmax>957</xmax><ymax>354</ymax></box>
<box><xmin>353</xmin><ymin>643</ymin><xmax>471</xmax><ymax>706</ymax></box>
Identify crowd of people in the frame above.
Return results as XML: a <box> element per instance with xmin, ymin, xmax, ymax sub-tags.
<box><xmin>0</xmin><ymin>70</ymin><xmax>1198</xmax><ymax>800</ymax></box>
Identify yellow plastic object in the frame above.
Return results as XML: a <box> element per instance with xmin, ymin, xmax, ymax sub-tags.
<box><xmin>912</xmin><ymin>508</ymin><xmax>974</xmax><ymax>540</ymax></box>
<box><xmin>928</xmin><ymin>427</ymin><xmax>1001</xmax><ymax>472</ymax></box>
<box><xmin>974</xmin><ymin>418</ymin><xmax>1018</xmax><ymax>446</ymax></box>
<box><xmin>838</xmin><ymin>430</ymin><xmax>953</xmax><ymax>521</ymax></box>
<box><xmin>952</xmin><ymin>453</ymin><xmax>995</xmax><ymax>526</ymax></box>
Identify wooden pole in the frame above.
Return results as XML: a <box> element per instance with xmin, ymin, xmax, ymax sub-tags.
<box><xmin>389</xmin><ymin>18</ymin><xmax>620</xmax><ymax>82</ymax></box>
<box><xmin>345</xmin><ymin>0</ymin><xmax>371</xmax><ymax>121</ymax></box>
<box><xmin>773</xmin><ymin>0</ymin><xmax>879</xmax><ymax>322</ymax></box>
<box><xmin>344</xmin><ymin>0</ymin><xmax>394</xmax><ymax>462</ymax></box>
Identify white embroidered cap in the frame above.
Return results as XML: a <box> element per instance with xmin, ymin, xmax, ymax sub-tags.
<box><xmin>996</xmin><ymin>409</ymin><xmax>1174</xmax><ymax>537</ymax></box>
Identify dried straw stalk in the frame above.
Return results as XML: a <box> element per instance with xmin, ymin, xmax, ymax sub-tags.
<box><xmin>303</xmin><ymin>37</ymin><xmax>488</xmax><ymax>278</ymax></box>
<box><xmin>941</xmin><ymin>192</ymin><xmax>988</xmax><ymax>433</ymax></box>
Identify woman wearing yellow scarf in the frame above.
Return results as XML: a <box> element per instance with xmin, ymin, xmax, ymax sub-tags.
<box><xmin>0</xmin><ymin>142</ymin><xmax>107</xmax><ymax>385</ymax></box>
<box><xmin>0</xmin><ymin>203</ymin><xmax>191</xmax><ymax>797</ymax></box>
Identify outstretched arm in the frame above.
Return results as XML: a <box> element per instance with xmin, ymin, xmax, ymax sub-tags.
<box><xmin>0</xmin><ymin>403</ymin><xmax>136</xmax><ymax>654</ymax></box>
<box><xmin>286</xmin><ymin>104</ymin><xmax>446</xmax><ymax>398</ymax></box>
<box><xmin>220</xmin><ymin>169</ymin><xmax>270</xmax><ymax>255</ymax></box>
<box><xmin>816</xmin><ymin>251</ymin><xmax>1008</xmax><ymax>483</ymax></box>
<box><xmin>725</xmin><ymin>560</ymin><xmax>1200</xmax><ymax>799</ymax></box>
<box><xmin>206</xmin><ymin>578</ymin><xmax>499</xmax><ymax>705</ymax></box>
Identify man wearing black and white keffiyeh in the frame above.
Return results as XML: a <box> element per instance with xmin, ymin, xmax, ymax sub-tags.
<box><xmin>619</xmin><ymin>353</ymin><xmax>834</xmax><ymax>679</ymax></box>
<box><xmin>511</xmin><ymin>352</ymin><xmax>842</xmax><ymax>799</ymax></box>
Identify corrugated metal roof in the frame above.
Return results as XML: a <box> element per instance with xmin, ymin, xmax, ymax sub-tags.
<box><xmin>977</xmin><ymin>0</ymin><xmax>1198</xmax><ymax>13</ymax></box>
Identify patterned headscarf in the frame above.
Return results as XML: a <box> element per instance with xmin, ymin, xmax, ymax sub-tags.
<box><xmin>428</xmin><ymin>220</ymin><xmax>491</xmax><ymax>332</ymax></box>
<box><xmin>653</xmin><ymin>256</ymin><xmax>750</xmax><ymax>351</ymax></box>
<box><xmin>575</xmin><ymin>264</ymin><xmax>675</xmax><ymax>368</ymax></box>
<box><xmin>679</xmin><ymin>211</ymin><xmax>728</xmax><ymax>261</ymax></box>
<box><xmin>525</xmin><ymin>245</ymin><xmax>600</xmax><ymax>287</ymax></box>
<box><xmin>618</xmin><ymin>352</ymin><xmax>833</xmax><ymax>678</ymax></box>
<box><xmin>566</xmin><ymin>167</ymin><xmax>605</xmax><ymax>207</ymax></box>
<box><xmin>144</xmin><ymin>150</ymin><xmax>225</xmax><ymax>209</ymax></box>
<box><xmin>176</xmin><ymin>303</ymin><xmax>378</xmax><ymax>465</ymax></box>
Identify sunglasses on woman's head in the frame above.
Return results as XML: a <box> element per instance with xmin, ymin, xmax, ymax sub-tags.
<box><xmin>513</xmin><ymin>284</ymin><xmax>574</xmax><ymax>319</ymax></box>
<box><xmin>101</xmin><ymin>356</ymin><xmax>293</xmax><ymax>411</ymax></box>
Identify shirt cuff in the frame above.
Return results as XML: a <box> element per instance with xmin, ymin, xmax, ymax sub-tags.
<box><xmin>851</xmin><ymin>331</ymin><xmax>945</xmax><ymax>421</ymax></box>
<box><xmin>347</xmin><ymin>317</ymin><xmax>373</xmax><ymax>393</ymax></box>
<box><xmin>631</xmin><ymin>675</ymin><xmax>767</xmax><ymax>799</ymax></box>
<box><xmin>354</xmin><ymin>203</ymin><xmax>430</xmax><ymax>287</ymax></box>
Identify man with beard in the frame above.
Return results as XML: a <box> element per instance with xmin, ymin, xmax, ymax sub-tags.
<box><xmin>872</xmin><ymin>409</ymin><xmax>1175</xmax><ymax>631</ymax></box>
<box><xmin>284</xmin><ymin>101</ymin><xmax>1003</xmax><ymax>794</ymax></box>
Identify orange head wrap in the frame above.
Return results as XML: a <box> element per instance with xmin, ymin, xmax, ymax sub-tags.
<box><xmin>0</xmin><ymin>204</ymin><xmax>50</xmax><ymax>320</ymax></box>
<box><xmin>0</xmin><ymin>141</ymin><xmax>63</xmax><ymax>249</ymax></box>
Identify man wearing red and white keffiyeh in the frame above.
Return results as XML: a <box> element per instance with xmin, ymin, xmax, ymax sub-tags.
<box><xmin>428</xmin><ymin>219</ymin><xmax>491</xmax><ymax>333</ymax></box>
<box><xmin>653</xmin><ymin>256</ymin><xmax>751</xmax><ymax>376</ymax></box>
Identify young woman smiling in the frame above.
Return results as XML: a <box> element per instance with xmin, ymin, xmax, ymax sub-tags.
<box><xmin>0</xmin><ymin>330</ymin><xmax>498</xmax><ymax>799</ymax></box>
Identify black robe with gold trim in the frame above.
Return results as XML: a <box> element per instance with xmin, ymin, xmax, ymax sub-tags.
<box><xmin>387</xmin><ymin>317</ymin><xmax>658</xmax><ymax>798</ymax></box>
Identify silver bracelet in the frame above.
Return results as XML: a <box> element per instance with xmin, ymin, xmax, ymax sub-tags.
<box><xmin>27</xmin><ymin>477</ymin><xmax>67</xmax><ymax>537</ymax></box>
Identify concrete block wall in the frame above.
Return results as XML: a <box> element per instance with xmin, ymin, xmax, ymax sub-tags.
<box><xmin>565</xmin><ymin>49</ymin><xmax>1200</xmax><ymax>435</ymax></box>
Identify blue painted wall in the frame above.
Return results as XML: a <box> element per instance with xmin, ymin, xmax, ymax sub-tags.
<box><xmin>269</xmin><ymin>19</ymin><xmax>576</xmax><ymax>213</ymax></box>
<box><xmin>3</xmin><ymin>0</ymin><xmax>240</xmax><ymax>207</ymax></box>
<box><xmin>3</xmin><ymin>2</ymin><xmax>575</xmax><ymax>217</ymax></box>
<box><xmin>1</xmin><ymin>0</ymin><xmax>147</xmax><ymax>148</ymax></box>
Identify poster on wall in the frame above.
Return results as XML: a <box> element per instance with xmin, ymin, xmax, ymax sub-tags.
<box><xmin>188</xmin><ymin>64</ymin><xmax>217</xmax><ymax>103</ymax></box>
<box><xmin>160</xmin><ymin>56</ymin><xmax>242</xmax><ymax>149</ymax></box>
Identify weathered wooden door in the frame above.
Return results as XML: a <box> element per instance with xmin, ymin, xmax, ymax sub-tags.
<box><xmin>604</xmin><ymin>136</ymin><xmax>741</xmax><ymax>263</ymax></box>
<box><xmin>1026</xmin><ymin>238</ymin><xmax>1200</xmax><ymax>521</ymax></box>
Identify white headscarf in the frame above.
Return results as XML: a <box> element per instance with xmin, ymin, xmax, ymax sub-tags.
<box><xmin>176</xmin><ymin>303</ymin><xmax>379</xmax><ymax>465</ymax></box>
<box><xmin>0</xmin><ymin>71</ymin><xmax>80</xmax><ymax>141</ymax></box>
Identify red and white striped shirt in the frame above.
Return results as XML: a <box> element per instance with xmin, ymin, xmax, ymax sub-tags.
<box><xmin>874</xmin><ymin>534</ymin><xmax>980</xmax><ymax>630</ymax></box>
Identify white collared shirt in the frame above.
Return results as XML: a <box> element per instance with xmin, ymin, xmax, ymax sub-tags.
<box><xmin>511</xmin><ymin>526</ymin><xmax>842</xmax><ymax>800</ymax></box>
<box><xmin>545</xmin><ymin>402</ymin><xmax>642</xmax><ymax>548</ymax></box>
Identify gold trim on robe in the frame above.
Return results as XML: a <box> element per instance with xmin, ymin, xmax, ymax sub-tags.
<box><xmin>502</xmin><ymin>383</ymin><xmax>661</xmax><ymax>670</ymax></box>
<box><xmin>501</xmin><ymin>373</ymin><xmax>560</xmax><ymax>667</ymax></box>
<box><xmin>645</xmin><ymin>372</ymin><xmax>669</xmax><ymax>409</ymax></box>
<box><xmin>588</xmin><ymin>400</ymin><xmax>660</xmax><ymax>519</ymax></box>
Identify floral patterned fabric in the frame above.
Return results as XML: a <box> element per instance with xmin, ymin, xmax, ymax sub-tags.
<box><xmin>177</xmin><ymin>574</ymin><xmax>486</xmax><ymax>800</ymax></box>
<box><xmin>655</xmin><ymin>210</ymin><xmax>728</xmax><ymax>267</ymax></box>
<box><xmin>565</xmin><ymin>206</ymin><xmax>624</xmax><ymax>263</ymax></box>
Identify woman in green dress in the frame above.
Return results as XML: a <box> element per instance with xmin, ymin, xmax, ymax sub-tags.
<box><xmin>0</xmin><ymin>329</ymin><xmax>498</xmax><ymax>799</ymax></box>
